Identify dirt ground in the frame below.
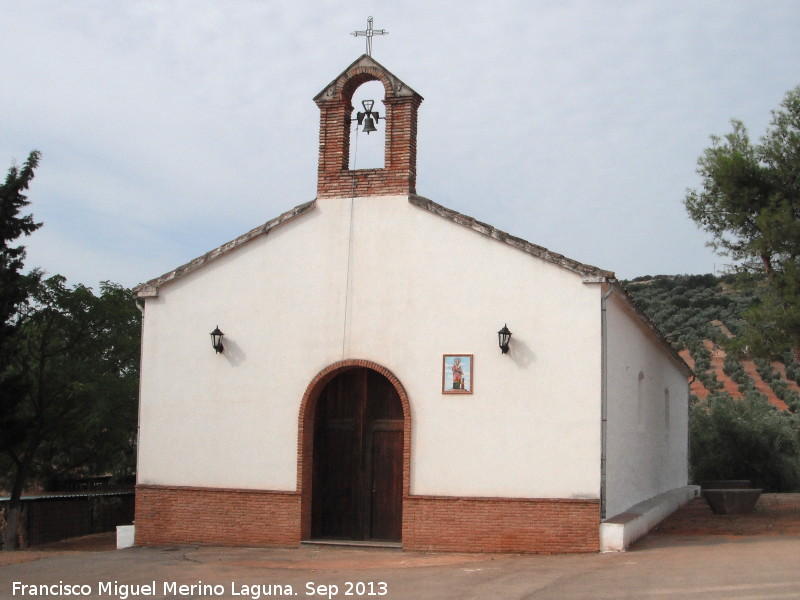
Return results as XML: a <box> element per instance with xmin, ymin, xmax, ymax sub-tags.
<box><xmin>32</xmin><ymin>531</ymin><xmax>117</xmax><ymax>552</ymax></box>
<box><xmin>6</xmin><ymin>492</ymin><xmax>800</xmax><ymax>563</ymax></box>
<box><xmin>2</xmin><ymin>495</ymin><xmax>798</xmax><ymax>600</ymax></box>
<box><xmin>653</xmin><ymin>493</ymin><xmax>800</xmax><ymax>536</ymax></box>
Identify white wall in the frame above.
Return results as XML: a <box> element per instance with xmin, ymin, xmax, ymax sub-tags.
<box><xmin>137</xmin><ymin>195</ymin><xmax>603</xmax><ymax>500</ymax></box>
<box><xmin>603</xmin><ymin>291</ymin><xmax>689</xmax><ymax>518</ymax></box>
<box><xmin>137</xmin><ymin>204</ymin><xmax>350</xmax><ymax>491</ymax></box>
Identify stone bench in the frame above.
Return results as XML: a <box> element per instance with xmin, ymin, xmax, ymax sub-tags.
<box><xmin>599</xmin><ymin>485</ymin><xmax>701</xmax><ymax>552</ymax></box>
<box><xmin>702</xmin><ymin>488</ymin><xmax>762</xmax><ymax>515</ymax></box>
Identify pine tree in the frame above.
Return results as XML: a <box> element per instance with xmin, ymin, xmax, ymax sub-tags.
<box><xmin>0</xmin><ymin>150</ymin><xmax>41</xmax><ymax>550</ymax></box>
<box><xmin>0</xmin><ymin>150</ymin><xmax>42</xmax><ymax>344</ymax></box>
<box><xmin>685</xmin><ymin>87</ymin><xmax>800</xmax><ymax>359</ymax></box>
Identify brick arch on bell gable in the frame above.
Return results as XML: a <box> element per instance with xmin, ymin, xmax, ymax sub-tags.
<box><xmin>339</xmin><ymin>69</ymin><xmax>391</xmax><ymax>105</ymax></box>
<box><xmin>314</xmin><ymin>55</ymin><xmax>420</xmax><ymax>104</ymax></box>
<box><xmin>296</xmin><ymin>358</ymin><xmax>412</xmax><ymax>540</ymax></box>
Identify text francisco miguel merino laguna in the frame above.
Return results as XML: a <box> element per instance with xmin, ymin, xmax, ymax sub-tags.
<box><xmin>12</xmin><ymin>579</ymin><xmax>389</xmax><ymax>599</ymax></box>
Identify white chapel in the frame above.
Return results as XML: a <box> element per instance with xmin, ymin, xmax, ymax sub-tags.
<box><xmin>133</xmin><ymin>54</ymin><xmax>696</xmax><ymax>553</ymax></box>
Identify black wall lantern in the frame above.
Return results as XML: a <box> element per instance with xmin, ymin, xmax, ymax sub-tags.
<box><xmin>498</xmin><ymin>324</ymin><xmax>512</xmax><ymax>354</ymax></box>
<box><xmin>210</xmin><ymin>326</ymin><xmax>225</xmax><ymax>354</ymax></box>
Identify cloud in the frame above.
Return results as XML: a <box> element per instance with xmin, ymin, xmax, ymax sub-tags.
<box><xmin>2</xmin><ymin>1</ymin><xmax>799</xmax><ymax>287</ymax></box>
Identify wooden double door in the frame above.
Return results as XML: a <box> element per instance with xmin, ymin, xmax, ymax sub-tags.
<box><xmin>311</xmin><ymin>368</ymin><xmax>404</xmax><ymax>542</ymax></box>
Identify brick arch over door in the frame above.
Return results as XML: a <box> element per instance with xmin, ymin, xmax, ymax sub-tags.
<box><xmin>297</xmin><ymin>359</ymin><xmax>412</xmax><ymax>541</ymax></box>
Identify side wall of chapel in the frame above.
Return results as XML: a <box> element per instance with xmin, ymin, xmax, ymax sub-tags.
<box><xmin>603</xmin><ymin>292</ymin><xmax>690</xmax><ymax>519</ymax></box>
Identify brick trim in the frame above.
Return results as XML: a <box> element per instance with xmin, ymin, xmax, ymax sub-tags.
<box><xmin>297</xmin><ymin>359</ymin><xmax>412</xmax><ymax>541</ymax></box>
<box><xmin>315</xmin><ymin>58</ymin><xmax>423</xmax><ymax>199</ymax></box>
<box><xmin>134</xmin><ymin>484</ymin><xmax>300</xmax><ymax>547</ymax></box>
<box><xmin>134</xmin><ymin>484</ymin><xmax>599</xmax><ymax>553</ymax></box>
<box><xmin>404</xmin><ymin>495</ymin><xmax>600</xmax><ymax>554</ymax></box>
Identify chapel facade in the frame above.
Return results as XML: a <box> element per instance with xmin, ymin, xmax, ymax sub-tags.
<box><xmin>133</xmin><ymin>55</ymin><xmax>695</xmax><ymax>553</ymax></box>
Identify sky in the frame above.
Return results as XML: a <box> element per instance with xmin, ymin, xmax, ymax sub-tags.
<box><xmin>2</xmin><ymin>1</ymin><xmax>800</xmax><ymax>290</ymax></box>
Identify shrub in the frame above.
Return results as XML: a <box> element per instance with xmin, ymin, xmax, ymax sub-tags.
<box><xmin>690</xmin><ymin>393</ymin><xmax>800</xmax><ymax>491</ymax></box>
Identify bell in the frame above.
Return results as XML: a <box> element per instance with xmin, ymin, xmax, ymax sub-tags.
<box><xmin>362</xmin><ymin>115</ymin><xmax>378</xmax><ymax>134</ymax></box>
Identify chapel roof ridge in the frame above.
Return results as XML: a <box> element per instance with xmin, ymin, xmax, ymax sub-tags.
<box><xmin>133</xmin><ymin>200</ymin><xmax>316</xmax><ymax>298</ymax></box>
<box><xmin>408</xmin><ymin>195</ymin><xmax>616</xmax><ymax>281</ymax></box>
<box><xmin>408</xmin><ymin>194</ymin><xmax>688</xmax><ymax>373</ymax></box>
<box><xmin>134</xmin><ymin>194</ymin><xmax>617</xmax><ymax>298</ymax></box>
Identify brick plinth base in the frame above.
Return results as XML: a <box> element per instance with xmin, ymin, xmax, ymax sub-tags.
<box><xmin>135</xmin><ymin>485</ymin><xmax>598</xmax><ymax>553</ymax></box>
<box><xmin>134</xmin><ymin>485</ymin><xmax>300</xmax><ymax>547</ymax></box>
<box><xmin>403</xmin><ymin>496</ymin><xmax>600</xmax><ymax>554</ymax></box>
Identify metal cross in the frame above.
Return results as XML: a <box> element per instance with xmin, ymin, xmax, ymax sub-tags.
<box><xmin>351</xmin><ymin>16</ymin><xmax>388</xmax><ymax>57</ymax></box>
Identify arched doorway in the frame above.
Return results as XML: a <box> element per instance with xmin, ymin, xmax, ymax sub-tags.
<box><xmin>309</xmin><ymin>367</ymin><xmax>404</xmax><ymax>542</ymax></box>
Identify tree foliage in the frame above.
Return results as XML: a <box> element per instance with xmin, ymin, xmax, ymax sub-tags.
<box><xmin>8</xmin><ymin>276</ymin><xmax>140</xmax><ymax>478</ymax></box>
<box><xmin>0</xmin><ymin>150</ymin><xmax>41</xmax><ymax>341</ymax></box>
<box><xmin>685</xmin><ymin>86</ymin><xmax>800</xmax><ymax>359</ymax></box>
<box><xmin>690</xmin><ymin>393</ymin><xmax>800</xmax><ymax>491</ymax></box>
<box><xmin>0</xmin><ymin>275</ymin><xmax>141</xmax><ymax>548</ymax></box>
<box><xmin>626</xmin><ymin>273</ymin><xmax>800</xmax><ymax>489</ymax></box>
<box><xmin>0</xmin><ymin>152</ymin><xmax>141</xmax><ymax>549</ymax></box>
<box><xmin>624</xmin><ymin>273</ymin><xmax>756</xmax><ymax>348</ymax></box>
<box><xmin>0</xmin><ymin>151</ymin><xmax>43</xmax><ymax>454</ymax></box>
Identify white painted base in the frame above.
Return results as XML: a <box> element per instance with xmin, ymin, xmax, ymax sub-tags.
<box><xmin>600</xmin><ymin>485</ymin><xmax>700</xmax><ymax>552</ymax></box>
<box><xmin>116</xmin><ymin>525</ymin><xmax>135</xmax><ymax>549</ymax></box>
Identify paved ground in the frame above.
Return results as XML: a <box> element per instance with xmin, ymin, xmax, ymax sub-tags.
<box><xmin>1</xmin><ymin>494</ymin><xmax>799</xmax><ymax>599</ymax></box>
